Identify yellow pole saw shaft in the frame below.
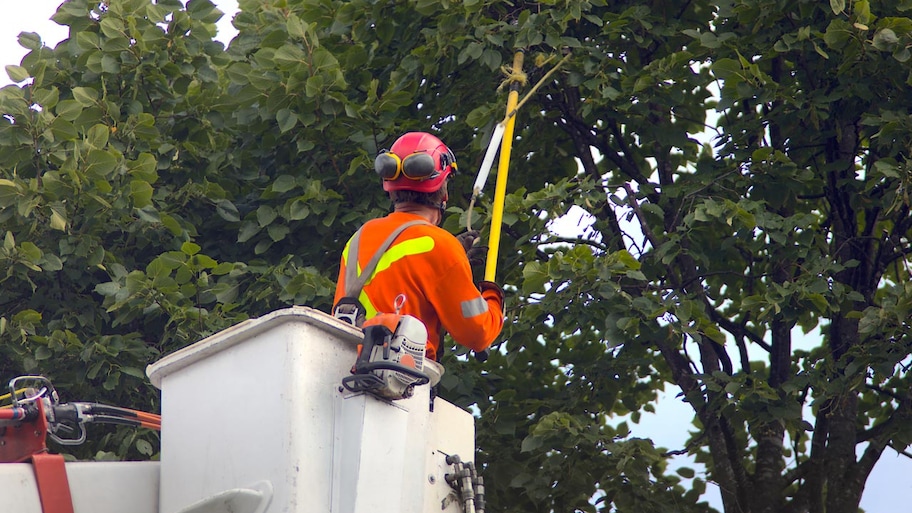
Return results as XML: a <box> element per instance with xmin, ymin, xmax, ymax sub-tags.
<box><xmin>485</xmin><ymin>50</ymin><xmax>525</xmax><ymax>282</ymax></box>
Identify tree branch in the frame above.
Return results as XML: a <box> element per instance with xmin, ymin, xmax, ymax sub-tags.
<box><xmin>622</xmin><ymin>182</ymin><xmax>663</xmax><ymax>250</ymax></box>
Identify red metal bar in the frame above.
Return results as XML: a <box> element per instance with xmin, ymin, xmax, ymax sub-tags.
<box><xmin>31</xmin><ymin>452</ymin><xmax>76</xmax><ymax>513</ymax></box>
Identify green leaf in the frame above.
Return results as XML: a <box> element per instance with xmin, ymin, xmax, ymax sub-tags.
<box><xmin>41</xmin><ymin>254</ymin><xmax>63</xmax><ymax>271</ymax></box>
<box><xmin>121</xmin><ymin>366</ymin><xmax>146</xmax><ymax>379</ymax></box>
<box><xmin>520</xmin><ymin>435</ymin><xmax>543</xmax><ymax>453</ymax></box>
<box><xmin>55</xmin><ymin>99</ymin><xmax>84</xmax><ymax>121</ymax></box>
<box><xmin>20</xmin><ymin>242</ymin><xmax>42</xmax><ymax>262</ymax></box>
<box><xmin>87</xmin><ymin>124</ymin><xmax>111</xmax><ymax>149</ymax></box>
<box><xmin>72</xmin><ymin>87</ymin><xmax>99</xmax><ymax>107</ymax></box>
<box><xmin>5</xmin><ymin>65</ymin><xmax>30</xmax><ymax>83</ymax></box>
<box><xmin>237</xmin><ymin>221</ymin><xmax>260</xmax><ymax>243</ymax></box>
<box><xmin>49</xmin><ymin>117</ymin><xmax>79</xmax><ymax>141</ymax></box>
<box><xmin>266</xmin><ymin>223</ymin><xmax>289</xmax><ymax>242</ymax></box>
<box><xmin>128</xmin><ymin>153</ymin><xmax>159</xmax><ymax>182</ymax></box>
<box><xmin>181</xmin><ymin>242</ymin><xmax>201</xmax><ymax>256</ymax></box>
<box><xmin>12</xmin><ymin>309</ymin><xmax>41</xmax><ymax>324</ymax></box>
<box><xmin>187</xmin><ymin>0</ymin><xmax>223</xmax><ymax>23</ymax></box>
<box><xmin>216</xmin><ymin>200</ymin><xmax>240</xmax><ymax>222</ymax></box>
<box><xmin>677</xmin><ymin>467</ymin><xmax>696</xmax><ymax>479</ymax></box>
<box><xmin>305</xmin><ymin>75</ymin><xmax>325</xmax><ymax>97</ymax></box>
<box><xmin>135</xmin><ymin>206</ymin><xmax>160</xmax><ymax>223</ymax></box>
<box><xmin>522</xmin><ymin>261</ymin><xmax>550</xmax><ymax>294</ymax></box>
<box><xmin>257</xmin><ymin>205</ymin><xmax>278</xmax><ymax>227</ymax></box>
<box><xmin>193</xmin><ymin>254</ymin><xmax>218</xmax><ymax>269</ymax></box>
<box><xmin>49</xmin><ymin>209</ymin><xmax>67</xmax><ymax>231</ymax></box>
<box><xmin>287</xmin><ymin>14</ymin><xmax>309</xmax><ymax>39</ymax></box>
<box><xmin>274</xmin><ymin>44</ymin><xmax>306</xmax><ymax>66</ymax></box>
<box><xmin>17</xmin><ymin>32</ymin><xmax>42</xmax><ymax>51</ymax></box>
<box><xmin>76</xmin><ymin>31</ymin><xmax>100</xmax><ymax>51</ymax></box>
<box><xmin>616</xmin><ymin>250</ymin><xmax>641</xmax><ymax>270</ymax></box>
<box><xmin>873</xmin><ymin>28</ymin><xmax>899</xmax><ymax>51</ymax></box>
<box><xmin>272</xmin><ymin>175</ymin><xmax>296</xmax><ymax>193</ymax></box>
<box><xmin>710</xmin><ymin>58</ymin><xmax>743</xmax><ymax>80</ymax></box>
<box><xmin>99</xmin><ymin>17</ymin><xmax>125</xmax><ymax>38</ymax></box>
<box><xmin>276</xmin><ymin>108</ymin><xmax>298</xmax><ymax>133</ymax></box>
<box><xmin>287</xmin><ymin>199</ymin><xmax>310</xmax><ymax>220</ymax></box>
<box><xmin>85</xmin><ymin>150</ymin><xmax>119</xmax><ymax>177</ymax></box>
<box><xmin>35</xmin><ymin>346</ymin><xmax>53</xmax><ymax>360</ymax></box>
<box><xmin>824</xmin><ymin>20</ymin><xmax>853</xmax><ymax>49</ymax></box>
<box><xmin>212</xmin><ymin>281</ymin><xmax>239</xmax><ymax>303</ymax></box>
<box><xmin>130</xmin><ymin>180</ymin><xmax>153</xmax><ymax>208</ymax></box>
<box><xmin>160</xmin><ymin>215</ymin><xmax>182</xmax><ymax>236</ymax></box>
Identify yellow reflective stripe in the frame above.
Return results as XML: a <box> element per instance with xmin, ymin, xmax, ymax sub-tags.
<box><xmin>341</xmin><ymin>239</ymin><xmax>351</xmax><ymax>261</ymax></box>
<box><xmin>371</xmin><ymin>236</ymin><xmax>435</xmax><ymax>277</ymax></box>
<box><xmin>343</xmin><ymin>235</ymin><xmax>436</xmax><ymax>320</ymax></box>
<box><xmin>360</xmin><ymin>291</ymin><xmax>378</xmax><ymax>318</ymax></box>
<box><xmin>342</xmin><ymin>236</ymin><xmax>435</xmax><ymax>280</ymax></box>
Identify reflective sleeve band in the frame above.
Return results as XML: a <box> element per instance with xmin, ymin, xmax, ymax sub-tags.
<box><xmin>460</xmin><ymin>296</ymin><xmax>490</xmax><ymax>318</ymax></box>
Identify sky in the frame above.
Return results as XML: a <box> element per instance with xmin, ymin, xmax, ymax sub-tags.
<box><xmin>1</xmin><ymin>2</ymin><xmax>910</xmax><ymax>512</ymax></box>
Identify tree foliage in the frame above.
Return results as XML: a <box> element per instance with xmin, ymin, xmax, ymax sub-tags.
<box><xmin>2</xmin><ymin>0</ymin><xmax>912</xmax><ymax>512</ymax></box>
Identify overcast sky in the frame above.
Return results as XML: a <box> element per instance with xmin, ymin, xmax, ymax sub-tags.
<box><xmin>0</xmin><ymin>2</ymin><xmax>909</xmax><ymax>512</ymax></box>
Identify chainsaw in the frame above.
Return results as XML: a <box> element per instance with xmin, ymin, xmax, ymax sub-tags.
<box><xmin>341</xmin><ymin>295</ymin><xmax>431</xmax><ymax>400</ymax></box>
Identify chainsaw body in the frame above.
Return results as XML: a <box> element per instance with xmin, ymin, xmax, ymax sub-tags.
<box><xmin>341</xmin><ymin>313</ymin><xmax>430</xmax><ymax>400</ymax></box>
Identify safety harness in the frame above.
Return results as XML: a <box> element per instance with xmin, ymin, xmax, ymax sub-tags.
<box><xmin>332</xmin><ymin>219</ymin><xmax>438</xmax><ymax>400</ymax></box>
<box><xmin>332</xmin><ymin>219</ymin><xmax>429</xmax><ymax>326</ymax></box>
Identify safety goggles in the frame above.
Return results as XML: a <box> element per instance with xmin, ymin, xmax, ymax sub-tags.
<box><xmin>374</xmin><ymin>150</ymin><xmax>455</xmax><ymax>181</ymax></box>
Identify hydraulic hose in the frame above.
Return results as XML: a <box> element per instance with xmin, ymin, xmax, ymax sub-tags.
<box><xmin>0</xmin><ymin>406</ymin><xmax>33</xmax><ymax>421</ymax></box>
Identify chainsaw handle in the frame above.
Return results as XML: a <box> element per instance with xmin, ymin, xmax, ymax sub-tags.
<box><xmin>356</xmin><ymin>361</ymin><xmax>431</xmax><ymax>386</ymax></box>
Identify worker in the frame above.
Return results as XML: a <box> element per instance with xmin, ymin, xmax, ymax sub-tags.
<box><xmin>333</xmin><ymin>131</ymin><xmax>504</xmax><ymax>361</ymax></box>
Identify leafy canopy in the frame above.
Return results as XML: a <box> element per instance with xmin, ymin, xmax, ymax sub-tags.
<box><xmin>2</xmin><ymin>1</ymin><xmax>912</xmax><ymax>512</ymax></box>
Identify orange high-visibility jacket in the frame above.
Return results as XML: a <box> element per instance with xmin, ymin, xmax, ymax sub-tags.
<box><xmin>334</xmin><ymin>212</ymin><xmax>504</xmax><ymax>360</ymax></box>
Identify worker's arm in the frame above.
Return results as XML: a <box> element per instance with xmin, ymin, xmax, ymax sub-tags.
<box><xmin>428</xmin><ymin>237</ymin><xmax>504</xmax><ymax>352</ymax></box>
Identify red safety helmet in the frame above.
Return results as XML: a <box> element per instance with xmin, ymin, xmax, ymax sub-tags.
<box><xmin>375</xmin><ymin>132</ymin><xmax>457</xmax><ymax>193</ymax></box>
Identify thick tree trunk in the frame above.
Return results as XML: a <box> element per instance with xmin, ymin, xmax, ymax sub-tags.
<box><xmin>753</xmin><ymin>320</ymin><xmax>790</xmax><ymax>513</ymax></box>
<box><xmin>822</xmin><ymin>316</ymin><xmax>867</xmax><ymax>513</ymax></box>
<box><xmin>817</xmin><ymin>117</ymin><xmax>867</xmax><ymax>513</ymax></box>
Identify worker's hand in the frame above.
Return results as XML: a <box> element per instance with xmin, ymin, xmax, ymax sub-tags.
<box><xmin>478</xmin><ymin>281</ymin><xmax>504</xmax><ymax>309</ymax></box>
<box><xmin>456</xmin><ymin>230</ymin><xmax>480</xmax><ymax>252</ymax></box>
<box><xmin>457</xmin><ymin>230</ymin><xmax>487</xmax><ymax>268</ymax></box>
<box><xmin>476</xmin><ymin>282</ymin><xmax>504</xmax><ymax>364</ymax></box>
<box><xmin>466</xmin><ymin>245</ymin><xmax>488</xmax><ymax>267</ymax></box>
